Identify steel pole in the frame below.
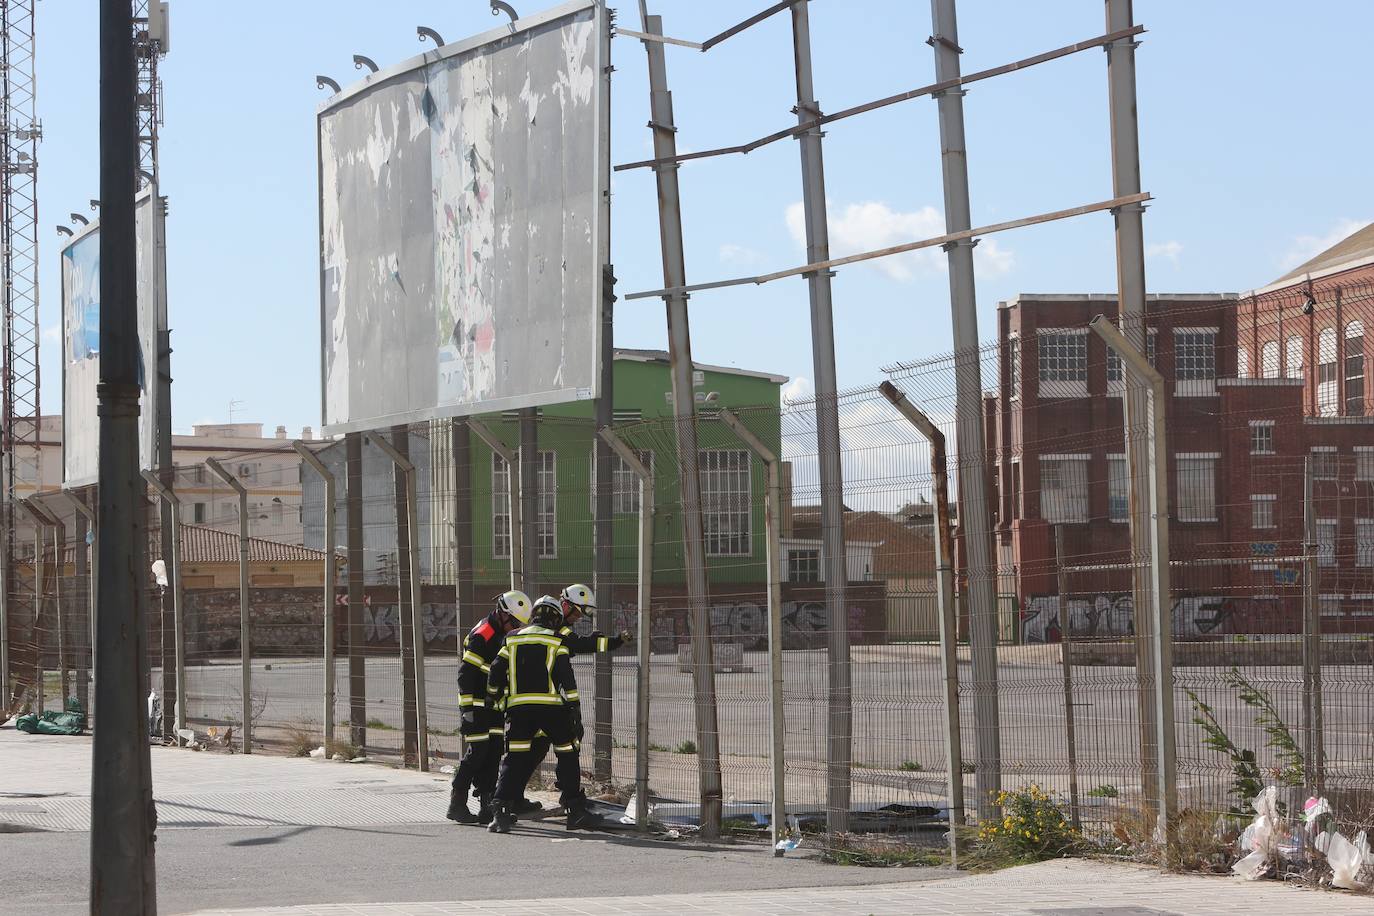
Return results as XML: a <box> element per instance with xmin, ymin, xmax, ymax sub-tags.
<box><xmin>452</xmin><ymin>419</ymin><xmax>475</xmax><ymax>632</ymax></box>
<box><xmin>519</xmin><ymin>410</ymin><xmax>538</xmax><ymax>597</ymax></box>
<box><xmin>370</xmin><ymin>430</ymin><xmax>430</xmax><ymax>771</ymax></box>
<box><xmin>92</xmin><ymin>0</ymin><xmax>157</xmax><ymax>902</ymax></box>
<box><xmin>49</xmin><ymin>511</ymin><xmax>67</xmax><ymax>708</ymax></box>
<box><xmin>1104</xmin><ymin>0</ymin><xmax>1159</xmax><ymax>811</ymax></box>
<box><xmin>718</xmin><ymin>411</ymin><xmax>787</xmax><ymax>852</ymax></box>
<box><xmin>929</xmin><ymin>0</ymin><xmax>1001</xmax><ymax>821</ymax></box>
<box><xmin>878</xmin><ymin>382</ymin><xmax>965</xmax><ymax>861</ymax></box>
<box><xmin>206</xmin><ymin>458</ymin><xmax>251</xmax><ymax>754</ymax></box>
<box><xmin>468</xmin><ymin>419</ymin><xmax>521</xmax><ymax>594</ymax></box>
<box><xmin>789</xmin><ymin>0</ymin><xmax>851</xmax><ymax>833</ymax></box>
<box><xmin>639</xmin><ymin>10</ymin><xmax>723</xmax><ymax>839</ymax></box>
<box><xmin>295</xmin><ymin>441</ymin><xmax>337</xmax><ymax>754</ymax></box>
<box><xmin>1090</xmin><ymin>316</ymin><xmax>1175</xmax><ymax>850</ymax></box>
<box><xmin>345</xmin><ymin>433</ymin><xmax>367</xmax><ymax>748</ymax></box>
<box><xmin>591</xmin><ymin>3</ymin><xmax>616</xmax><ymax>784</ymax></box>
<box><xmin>72</xmin><ymin>505</ymin><xmax>90</xmax><ymax>713</ymax></box>
<box><xmin>598</xmin><ymin>427</ymin><xmax>653</xmax><ymax>829</ymax></box>
<box><xmin>19</xmin><ymin>501</ymin><xmax>48</xmax><ymax>713</ymax></box>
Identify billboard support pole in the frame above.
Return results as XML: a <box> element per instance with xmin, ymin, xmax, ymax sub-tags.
<box><xmin>717</xmin><ymin>410</ymin><xmax>787</xmax><ymax>852</ymax></box>
<box><xmin>468</xmin><ymin>419</ymin><xmax>522</xmax><ymax>594</ymax></box>
<box><xmin>591</xmin><ymin>0</ymin><xmax>617</xmax><ymax>785</ymax></box>
<box><xmin>639</xmin><ymin>9</ymin><xmax>723</xmax><ymax>839</ymax></box>
<box><xmin>1301</xmin><ymin>458</ymin><xmax>1325</xmax><ymax>790</ymax></box>
<box><xmin>451</xmin><ymin>420</ymin><xmax>475</xmax><ymax>631</ymax></box>
<box><xmin>91</xmin><ymin>0</ymin><xmax>158</xmax><ymax>900</ymax></box>
<box><xmin>205</xmin><ymin>457</ymin><xmax>251</xmax><ymax>754</ymax></box>
<box><xmin>151</xmin><ymin>174</ymin><xmax>178</xmax><ymax>745</ymax></box>
<box><xmin>789</xmin><ymin>0</ymin><xmax>852</xmax><ymax>835</ymax></box>
<box><xmin>929</xmin><ymin>0</ymin><xmax>1002</xmax><ymax>822</ymax></box>
<box><xmin>140</xmin><ymin>470</ymin><xmax>185</xmax><ymax>734</ymax></box>
<box><xmin>295</xmin><ymin>441</ymin><xmax>337</xmax><ymax>754</ymax></box>
<box><xmin>598</xmin><ymin>426</ymin><xmax>652</xmax><ymax>829</ymax></box>
<box><xmin>344</xmin><ymin>433</ymin><xmax>367</xmax><ymax>749</ymax></box>
<box><xmin>369</xmin><ymin>429</ymin><xmax>430</xmax><ymax>772</ymax></box>
<box><xmin>877</xmin><ymin>381</ymin><xmax>965</xmax><ymax>863</ymax></box>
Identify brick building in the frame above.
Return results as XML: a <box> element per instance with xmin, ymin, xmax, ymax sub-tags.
<box><xmin>986</xmin><ymin>223</ymin><xmax>1374</xmax><ymax>641</ymax></box>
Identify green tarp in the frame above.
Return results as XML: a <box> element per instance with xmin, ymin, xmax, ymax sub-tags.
<box><xmin>14</xmin><ymin>698</ymin><xmax>86</xmax><ymax>736</ymax></box>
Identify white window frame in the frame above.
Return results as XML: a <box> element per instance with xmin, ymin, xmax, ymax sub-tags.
<box><xmin>1311</xmin><ymin>446</ymin><xmax>1338</xmax><ymax>481</ymax></box>
<box><xmin>1261</xmin><ymin>340</ymin><xmax>1280</xmax><ymax>378</ymax></box>
<box><xmin>1319</xmin><ymin>595</ymin><xmax>1342</xmax><ymax>618</ymax></box>
<box><xmin>1356</xmin><ymin>447</ymin><xmax>1374</xmax><ymax>483</ymax></box>
<box><xmin>1318</xmin><ymin>327</ymin><xmax>1338</xmax><ymax>417</ymax></box>
<box><xmin>1237</xmin><ymin>346</ymin><xmax>1250</xmax><ymax>380</ymax></box>
<box><xmin>1317</xmin><ymin>518</ymin><xmax>1337</xmax><ymax>568</ymax></box>
<box><xmin>1107</xmin><ymin>454</ymin><xmax>1129</xmax><ymax>523</ymax></box>
<box><xmin>1286</xmin><ymin>334</ymin><xmax>1304</xmax><ymax>379</ymax></box>
<box><xmin>492</xmin><ymin>453</ymin><xmax>512</xmax><ymax>560</ymax></box>
<box><xmin>1357</xmin><ymin>519</ymin><xmax>1374</xmax><ymax>569</ymax></box>
<box><xmin>1173</xmin><ymin>327</ymin><xmax>1219</xmax><ymax>397</ymax></box>
<box><xmin>1036</xmin><ymin>328</ymin><xmax>1088</xmax><ymax>398</ymax></box>
<box><xmin>1039</xmin><ymin>454</ymin><xmax>1090</xmax><ymax>524</ymax></box>
<box><xmin>1251</xmin><ymin>494</ymin><xmax>1276</xmax><ymax>530</ymax></box>
<box><xmin>1346</xmin><ymin>319</ymin><xmax>1365</xmax><ymax>417</ymax></box>
<box><xmin>1249</xmin><ymin>420</ymin><xmax>1275</xmax><ymax>456</ymax></box>
<box><xmin>786</xmin><ymin>548</ymin><xmax>821</xmax><ymax>583</ymax></box>
<box><xmin>1176</xmin><ymin>452</ymin><xmax>1219</xmax><ymax>522</ymax></box>
<box><xmin>536</xmin><ymin>451</ymin><xmax>557</xmax><ymax>559</ymax></box>
<box><xmin>700</xmin><ymin>449</ymin><xmax>752</xmax><ymax>557</ymax></box>
<box><xmin>591</xmin><ymin>448</ymin><xmax>654</xmax><ymax>516</ymax></box>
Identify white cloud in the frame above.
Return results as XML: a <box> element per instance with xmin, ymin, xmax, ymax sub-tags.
<box><xmin>786</xmin><ymin>199</ymin><xmax>1013</xmax><ymax>282</ymax></box>
<box><xmin>781</xmin><ymin>376</ymin><xmax>812</xmax><ymax>403</ymax></box>
<box><xmin>719</xmin><ymin>243</ymin><xmax>762</xmax><ymax>266</ymax></box>
<box><xmin>42</xmin><ymin>325</ymin><xmax>59</xmax><ymax>344</ymax></box>
<box><xmin>1281</xmin><ymin>218</ymin><xmax>1369</xmax><ymax>271</ymax></box>
<box><xmin>1146</xmin><ymin>240</ymin><xmax>1183</xmax><ymax>264</ymax></box>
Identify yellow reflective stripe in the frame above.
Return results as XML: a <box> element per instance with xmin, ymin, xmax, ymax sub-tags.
<box><xmin>463</xmin><ymin>733</ymin><xmax>489</xmax><ymax>743</ymax></box>
<box><xmin>553</xmin><ymin>743</ymin><xmax>575</xmax><ymax>754</ymax></box>
<box><xmin>458</xmin><ymin>695</ymin><xmax>484</xmax><ymax>708</ymax></box>
<box><xmin>563</xmin><ymin>690</ymin><xmax>580</xmax><ymax>702</ymax></box>
<box><xmin>508</xmin><ymin>635</ymin><xmax>562</xmax><ymax>649</ymax></box>
<box><xmin>506</xmin><ymin>740</ymin><xmax>533</xmax><ymax>752</ymax></box>
<box><xmin>462</xmin><ymin>650</ymin><xmax>490</xmax><ymax>673</ymax></box>
<box><xmin>556</xmin><ymin>646</ymin><xmax>570</xmax><ymax>657</ymax></box>
<box><xmin>597</xmin><ymin>636</ymin><xmax>608</xmax><ymax>653</ymax></box>
<box><xmin>487</xmin><ymin>728</ymin><xmax>504</xmax><ymax>737</ymax></box>
<box><xmin>506</xmin><ymin>695</ymin><xmax>565</xmax><ymax>707</ymax></box>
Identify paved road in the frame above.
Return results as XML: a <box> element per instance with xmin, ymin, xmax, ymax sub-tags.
<box><xmin>169</xmin><ymin>645</ymin><xmax>1374</xmax><ymax>812</ymax></box>
<box><xmin>0</xmin><ymin>729</ymin><xmax>938</xmax><ymax>916</ymax></box>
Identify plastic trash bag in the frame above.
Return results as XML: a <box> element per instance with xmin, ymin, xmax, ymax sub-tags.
<box><xmin>1325</xmin><ymin>830</ymin><xmax>1368</xmax><ymax>890</ymax></box>
<box><xmin>14</xmin><ymin>708</ymin><xmax>86</xmax><ymax>736</ymax></box>
<box><xmin>1233</xmin><ymin>786</ymin><xmax>1282</xmax><ymax>881</ymax></box>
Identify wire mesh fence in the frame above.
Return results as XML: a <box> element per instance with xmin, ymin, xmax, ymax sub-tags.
<box><xmin>6</xmin><ymin>278</ymin><xmax>1374</xmax><ymax>863</ymax></box>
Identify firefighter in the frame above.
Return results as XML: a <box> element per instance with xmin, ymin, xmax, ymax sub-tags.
<box><xmin>485</xmin><ymin>598</ymin><xmax>608</xmax><ymax>833</ymax></box>
<box><xmin>555</xmin><ymin>584</ymin><xmax>632</xmax><ymax>656</ymax></box>
<box><xmin>445</xmin><ymin>589</ymin><xmax>531</xmax><ymax>825</ymax></box>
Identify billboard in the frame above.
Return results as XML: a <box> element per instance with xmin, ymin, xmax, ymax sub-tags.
<box><xmin>318</xmin><ymin>0</ymin><xmax>607</xmax><ymax>435</ymax></box>
<box><xmin>61</xmin><ymin>188</ymin><xmax>166</xmax><ymax>485</ymax></box>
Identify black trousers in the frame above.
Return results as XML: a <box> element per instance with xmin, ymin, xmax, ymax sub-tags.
<box><xmin>494</xmin><ymin>705</ymin><xmax>582</xmax><ymax>808</ymax></box>
<box><xmin>451</xmin><ymin>707</ymin><xmax>504</xmax><ymax>799</ymax></box>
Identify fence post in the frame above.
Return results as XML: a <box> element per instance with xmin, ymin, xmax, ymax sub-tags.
<box><xmin>205</xmin><ymin>458</ymin><xmax>252</xmax><ymax>754</ymax></box>
<box><xmin>369</xmin><ymin>431</ymin><xmax>430</xmax><ymax>771</ymax></box>
<box><xmin>717</xmin><ymin>410</ymin><xmax>788</xmax><ymax>851</ymax></box>
<box><xmin>1301</xmin><ymin>457</ymin><xmax>1325</xmax><ymax>790</ymax></box>
<box><xmin>295</xmin><ymin>441</ymin><xmax>337</xmax><ymax>755</ymax></box>
<box><xmin>140</xmin><ymin>470</ymin><xmax>186</xmax><ymax>734</ymax></box>
<box><xmin>19</xmin><ymin>500</ymin><xmax>50</xmax><ymax>713</ymax></box>
<box><xmin>1054</xmin><ymin>525</ymin><xmax>1081</xmax><ymax>831</ymax></box>
<box><xmin>598</xmin><ymin>426</ymin><xmax>654</xmax><ymax>830</ymax></box>
<box><xmin>1089</xmin><ymin>316</ymin><xmax>1176</xmax><ymax>853</ymax></box>
<box><xmin>63</xmin><ymin>486</ymin><xmax>96</xmax><ymax>714</ymax></box>
<box><xmin>878</xmin><ymin>382</ymin><xmax>965</xmax><ymax>862</ymax></box>
<box><xmin>345</xmin><ymin>433</ymin><xmax>367</xmax><ymax>749</ymax></box>
<box><xmin>469</xmin><ymin>419</ymin><xmax>522</xmax><ymax>594</ymax></box>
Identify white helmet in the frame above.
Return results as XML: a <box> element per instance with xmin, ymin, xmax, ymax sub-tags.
<box><xmin>560</xmin><ymin>584</ymin><xmax>596</xmax><ymax>614</ymax></box>
<box><xmin>496</xmin><ymin>589</ymin><xmax>532</xmax><ymax>625</ymax></box>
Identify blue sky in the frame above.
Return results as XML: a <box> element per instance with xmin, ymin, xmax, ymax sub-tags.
<box><xmin>35</xmin><ymin>1</ymin><xmax>1374</xmax><ymax>432</ymax></box>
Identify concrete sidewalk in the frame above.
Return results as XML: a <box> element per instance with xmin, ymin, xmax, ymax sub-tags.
<box><xmin>187</xmin><ymin>860</ymin><xmax>1374</xmax><ymax>916</ymax></box>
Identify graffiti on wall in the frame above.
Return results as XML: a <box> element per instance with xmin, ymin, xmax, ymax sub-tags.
<box><xmin>1020</xmin><ymin>594</ymin><xmax>1240</xmax><ymax>643</ymax></box>
<box><xmin>363</xmin><ymin>603</ymin><xmax>459</xmax><ymax>645</ymax></box>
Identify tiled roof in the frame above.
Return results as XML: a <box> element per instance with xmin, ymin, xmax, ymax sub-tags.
<box><xmin>166</xmin><ymin>524</ymin><xmax>332</xmax><ymax>565</ymax></box>
<box><xmin>790</xmin><ymin>509</ymin><xmax>935</xmax><ymax>578</ymax></box>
